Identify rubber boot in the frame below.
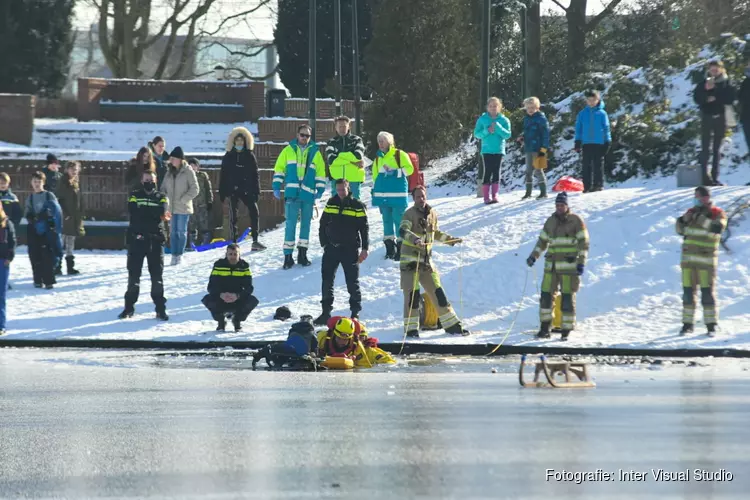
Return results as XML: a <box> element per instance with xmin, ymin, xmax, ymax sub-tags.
<box><xmin>679</xmin><ymin>323</ymin><xmax>694</xmax><ymax>336</ymax></box>
<box><xmin>406</xmin><ymin>330</ymin><xmax>420</xmax><ymax>338</ymax></box>
<box><xmin>707</xmin><ymin>324</ymin><xmax>717</xmax><ymax>337</ymax></box>
<box><xmin>445</xmin><ymin>323</ymin><xmax>470</xmax><ymax>336</ymax></box>
<box><xmin>283</xmin><ymin>254</ymin><xmax>295</xmax><ymax>270</ymax></box>
<box><xmin>65</xmin><ymin>256</ymin><xmax>80</xmax><ymax>275</ymax></box>
<box><xmin>216</xmin><ymin>317</ymin><xmax>226</xmax><ymax>331</ymax></box>
<box><xmin>393</xmin><ymin>241</ymin><xmax>402</xmax><ymax>262</ymax></box>
<box><xmin>118</xmin><ymin>307</ymin><xmax>134</xmax><ymax>319</ymax></box>
<box><xmin>537</xmin><ymin>184</ymin><xmax>548</xmax><ymax>199</ymax></box>
<box><xmin>490</xmin><ymin>183</ymin><xmax>500</xmax><ymax>204</ymax></box>
<box><xmin>560</xmin><ymin>330</ymin><xmax>570</xmax><ymax>341</ymax></box>
<box><xmin>521</xmin><ymin>184</ymin><xmax>533</xmax><ymax>200</ymax></box>
<box><xmin>297</xmin><ymin>247</ymin><xmax>312</xmax><ymax>267</ymax></box>
<box><xmin>482</xmin><ymin>184</ymin><xmax>491</xmax><ymax>204</ymax></box>
<box><xmin>384</xmin><ymin>239</ymin><xmax>396</xmax><ymax>260</ymax></box>
<box><xmin>536</xmin><ymin>322</ymin><xmax>551</xmax><ymax>339</ymax></box>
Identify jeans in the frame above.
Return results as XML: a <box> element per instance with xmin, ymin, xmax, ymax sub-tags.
<box><xmin>170</xmin><ymin>214</ymin><xmax>190</xmax><ymax>256</ymax></box>
<box><xmin>0</xmin><ymin>263</ymin><xmax>8</xmax><ymax>330</ymax></box>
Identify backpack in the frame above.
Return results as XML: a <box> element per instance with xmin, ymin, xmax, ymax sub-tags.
<box><xmin>394</xmin><ymin>150</ymin><xmax>425</xmax><ymax>193</ymax></box>
<box><xmin>251</xmin><ymin>318</ymin><xmax>319</xmax><ymax>371</ymax></box>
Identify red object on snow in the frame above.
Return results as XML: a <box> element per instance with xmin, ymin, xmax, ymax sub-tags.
<box><xmin>552</xmin><ymin>176</ymin><xmax>584</xmax><ymax>192</ymax></box>
<box><xmin>405</xmin><ymin>152</ymin><xmax>425</xmax><ymax>192</ymax></box>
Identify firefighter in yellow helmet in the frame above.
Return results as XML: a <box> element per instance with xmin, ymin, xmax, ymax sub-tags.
<box><xmin>316</xmin><ymin>316</ymin><xmax>359</xmax><ymax>359</ymax></box>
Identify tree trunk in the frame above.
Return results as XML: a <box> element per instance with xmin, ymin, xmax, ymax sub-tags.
<box><xmin>526</xmin><ymin>0</ymin><xmax>542</xmax><ymax>97</ymax></box>
<box><xmin>566</xmin><ymin>0</ymin><xmax>587</xmax><ymax>82</ymax></box>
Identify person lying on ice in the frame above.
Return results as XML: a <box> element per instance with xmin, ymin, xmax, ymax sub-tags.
<box><xmin>399</xmin><ymin>185</ymin><xmax>469</xmax><ymax>338</ymax></box>
<box><xmin>316</xmin><ymin>316</ymin><xmax>395</xmax><ymax>366</ymax></box>
<box><xmin>202</xmin><ymin>243</ymin><xmax>259</xmax><ymax>332</ymax></box>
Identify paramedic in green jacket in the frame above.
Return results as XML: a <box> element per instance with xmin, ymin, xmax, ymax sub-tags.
<box><xmin>473</xmin><ymin>97</ymin><xmax>512</xmax><ymax>204</ymax></box>
<box><xmin>371</xmin><ymin>131</ymin><xmax>414</xmax><ymax>261</ymax></box>
<box><xmin>273</xmin><ymin>124</ymin><xmax>327</xmax><ymax>270</ymax></box>
<box><xmin>326</xmin><ymin>116</ymin><xmax>366</xmax><ymax>199</ymax></box>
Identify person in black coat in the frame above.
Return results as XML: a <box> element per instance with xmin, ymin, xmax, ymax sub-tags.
<box><xmin>119</xmin><ymin>171</ymin><xmax>169</xmax><ymax>321</ymax></box>
<box><xmin>219</xmin><ymin>127</ymin><xmax>265</xmax><ymax>250</ymax></box>
<box><xmin>693</xmin><ymin>59</ymin><xmax>736</xmax><ymax>186</ymax></box>
<box><xmin>314</xmin><ymin>179</ymin><xmax>369</xmax><ymax>326</ymax></box>
<box><xmin>0</xmin><ymin>203</ymin><xmax>16</xmax><ymax>335</ymax></box>
<box><xmin>738</xmin><ymin>61</ymin><xmax>750</xmax><ymax>160</ymax></box>
<box><xmin>42</xmin><ymin>154</ymin><xmax>63</xmax><ymax>194</ymax></box>
<box><xmin>202</xmin><ymin>243</ymin><xmax>259</xmax><ymax>332</ymax></box>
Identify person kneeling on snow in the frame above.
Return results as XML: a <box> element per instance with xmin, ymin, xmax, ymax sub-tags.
<box><xmin>202</xmin><ymin>243</ymin><xmax>259</xmax><ymax>332</ymax></box>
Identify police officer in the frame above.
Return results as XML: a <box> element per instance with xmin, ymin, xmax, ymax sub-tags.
<box><xmin>119</xmin><ymin>171</ymin><xmax>169</xmax><ymax>320</ymax></box>
<box><xmin>314</xmin><ymin>179</ymin><xmax>369</xmax><ymax>326</ymax></box>
<box><xmin>201</xmin><ymin>243</ymin><xmax>259</xmax><ymax>332</ymax></box>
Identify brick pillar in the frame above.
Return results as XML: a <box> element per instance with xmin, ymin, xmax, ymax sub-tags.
<box><xmin>0</xmin><ymin>94</ymin><xmax>34</xmax><ymax>146</ymax></box>
<box><xmin>77</xmin><ymin>78</ymin><xmax>108</xmax><ymax>122</ymax></box>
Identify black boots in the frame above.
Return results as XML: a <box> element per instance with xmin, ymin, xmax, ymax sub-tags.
<box><xmin>393</xmin><ymin>241</ymin><xmax>402</xmax><ymax>262</ymax></box>
<box><xmin>537</xmin><ymin>184</ymin><xmax>548</xmax><ymax>199</ymax></box>
<box><xmin>54</xmin><ymin>264</ymin><xmax>63</xmax><ymax>276</ymax></box>
<box><xmin>155</xmin><ymin>309</ymin><xmax>169</xmax><ymax>321</ymax></box>
<box><xmin>406</xmin><ymin>330</ymin><xmax>420</xmax><ymax>338</ymax></box>
<box><xmin>216</xmin><ymin>317</ymin><xmax>226</xmax><ymax>331</ymax></box>
<box><xmin>118</xmin><ymin>308</ymin><xmax>134</xmax><ymax>319</ymax></box>
<box><xmin>283</xmin><ymin>254</ymin><xmax>295</xmax><ymax>270</ymax></box>
<box><xmin>707</xmin><ymin>324</ymin><xmax>717</xmax><ymax>337</ymax></box>
<box><xmin>232</xmin><ymin>318</ymin><xmax>242</xmax><ymax>332</ymax></box>
<box><xmin>297</xmin><ymin>248</ymin><xmax>311</xmax><ymax>267</ymax></box>
<box><xmin>679</xmin><ymin>323</ymin><xmax>694</xmax><ymax>336</ymax></box>
<box><xmin>560</xmin><ymin>330</ymin><xmax>570</xmax><ymax>341</ymax></box>
<box><xmin>313</xmin><ymin>311</ymin><xmax>331</xmax><ymax>326</ymax></box>
<box><xmin>66</xmin><ymin>256</ymin><xmax>80</xmax><ymax>275</ymax></box>
<box><xmin>384</xmin><ymin>239</ymin><xmax>396</xmax><ymax>260</ymax></box>
<box><xmin>445</xmin><ymin>323</ymin><xmax>470</xmax><ymax>336</ymax></box>
<box><xmin>536</xmin><ymin>322</ymin><xmax>551</xmax><ymax>339</ymax></box>
<box><xmin>521</xmin><ymin>184</ymin><xmax>533</xmax><ymax>200</ymax></box>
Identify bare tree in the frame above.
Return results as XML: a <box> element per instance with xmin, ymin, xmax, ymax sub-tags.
<box><xmin>90</xmin><ymin>0</ymin><xmax>274</xmax><ymax>79</ymax></box>
<box><xmin>549</xmin><ymin>0</ymin><xmax>625</xmax><ymax>80</ymax></box>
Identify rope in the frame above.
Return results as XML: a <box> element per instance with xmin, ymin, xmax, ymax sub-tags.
<box><xmin>486</xmin><ymin>267</ymin><xmax>531</xmax><ymax>356</ymax></box>
<box><xmin>398</xmin><ymin>254</ymin><xmax>422</xmax><ymax>356</ymax></box>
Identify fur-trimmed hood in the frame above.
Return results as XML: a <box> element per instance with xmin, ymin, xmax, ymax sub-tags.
<box><xmin>226</xmin><ymin>127</ymin><xmax>255</xmax><ymax>152</ymax></box>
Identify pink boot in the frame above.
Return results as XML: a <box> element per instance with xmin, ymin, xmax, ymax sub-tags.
<box><xmin>490</xmin><ymin>183</ymin><xmax>499</xmax><ymax>203</ymax></box>
<box><xmin>482</xmin><ymin>184</ymin><xmax>491</xmax><ymax>204</ymax></box>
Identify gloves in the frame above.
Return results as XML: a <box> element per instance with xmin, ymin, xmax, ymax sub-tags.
<box><xmin>526</xmin><ymin>256</ymin><xmax>536</xmax><ymax>267</ymax></box>
<box><xmin>574</xmin><ymin>140</ymin><xmax>582</xmax><ymax>153</ymax></box>
<box><xmin>538</xmin><ymin>148</ymin><xmax>547</xmax><ymax>157</ymax></box>
<box><xmin>603</xmin><ymin>142</ymin><xmax>610</xmax><ymax>154</ymax></box>
<box><xmin>273</xmin><ymin>188</ymin><xmax>281</xmax><ymax>200</ymax></box>
<box><xmin>577</xmin><ymin>264</ymin><xmax>585</xmax><ymax>276</ymax></box>
<box><xmin>207</xmin><ymin>203</ymin><xmax>213</xmax><ymax>212</ymax></box>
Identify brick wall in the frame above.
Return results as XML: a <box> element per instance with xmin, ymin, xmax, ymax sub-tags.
<box><xmin>0</xmin><ymin>94</ymin><xmax>34</xmax><ymax>146</ymax></box>
<box><xmin>258</xmin><ymin>118</ymin><xmax>338</xmax><ymax>143</ymax></box>
<box><xmin>283</xmin><ymin>99</ymin><xmax>371</xmax><ymax>119</ymax></box>
<box><xmin>34</xmin><ymin>97</ymin><xmax>77</xmax><ymax>118</ymax></box>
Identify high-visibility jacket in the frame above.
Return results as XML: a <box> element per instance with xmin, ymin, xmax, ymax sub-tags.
<box><xmin>206</xmin><ymin>257</ymin><xmax>253</xmax><ymax>299</ymax></box>
<box><xmin>531</xmin><ymin>210</ymin><xmax>589</xmax><ymax>275</ymax></box>
<box><xmin>272</xmin><ymin>140</ymin><xmax>326</xmax><ymax>202</ymax></box>
<box><xmin>676</xmin><ymin>204</ymin><xmax>727</xmax><ymax>270</ymax></box>
<box><xmin>398</xmin><ymin>204</ymin><xmax>455</xmax><ymax>271</ymax></box>
<box><xmin>326</xmin><ymin>133</ymin><xmax>366</xmax><ymax>183</ymax></box>
<box><xmin>372</xmin><ymin>146</ymin><xmax>414</xmax><ymax>209</ymax></box>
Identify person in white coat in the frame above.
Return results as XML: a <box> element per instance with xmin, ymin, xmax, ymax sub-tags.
<box><xmin>162</xmin><ymin>146</ymin><xmax>199</xmax><ymax>265</ymax></box>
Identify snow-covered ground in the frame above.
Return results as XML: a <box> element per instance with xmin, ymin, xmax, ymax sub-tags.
<box><xmin>4</xmin><ymin>159</ymin><xmax>749</xmax><ymax>349</ymax></box>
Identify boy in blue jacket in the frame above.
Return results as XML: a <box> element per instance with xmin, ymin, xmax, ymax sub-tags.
<box><xmin>519</xmin><ymin>97</ymin><xmax>550</xmax><ymax>200</ymax></box>
<box><xmin>574</xmin><ymin>90</ymin><xmax>612</xmax><ymax>192</ymax></box>
<box><xmin>25</xmin><ymin>171</ymin><xmax>63</xmax><ymax>289</ymax></box>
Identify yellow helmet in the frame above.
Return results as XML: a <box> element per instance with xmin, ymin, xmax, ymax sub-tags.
<box><xmin>333</xmin><ymin>317</ymin><xmax>356</xmax><ymax>339</ymax></box>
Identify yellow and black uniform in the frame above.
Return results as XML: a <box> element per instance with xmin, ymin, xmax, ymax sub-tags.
<box><xmin>529</xmin><ymin>208</ymin><xmax>589</xmax><ymax>333</ymax></box>
<box><xmin>123</xmin><ymin>187</ymin><xmax>169</xmax><ymax>315</ymax></box>
<box><xmin>201</xmin><ymin>257</ymin><xmax>258</xmax><ymax>328</ymax></box>
<box><xmin>399</xmin><ymin>204</ymin><xmax>467</xmax><ymax>336</ymax></box>
<box><xmin>675</xmin><ymin>203</ymin><xmax>727</xmax><ymax>328</ymax></box>
<box><xmin>316</xmin><ymin>316</ymin><xmax>359</xmax><ymax>358</ymax></box>
<box><xmin>318</xmin><ymin>193</ymin><xmax>368</xmax><ymax>319</ymax></box>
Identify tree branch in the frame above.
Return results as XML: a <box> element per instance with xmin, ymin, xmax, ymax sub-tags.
<box><xmin>585</xmin><ymin>0</ymin><xmax>625</xmax><ymax>32</ymax></box>
<box><xmin>549</xmin><ymin>0</ymin><xmax>568</xmax><ymax>12</ymax></box>
<box><xmin>144</xmin><ymin>0</ymin><xmax>191</xmax><ymax>48</ymax></box>
<box><xmin>198</xmin><ymin>40</ymin><xmax>273</xmax><ymax>59</ymax></box>
<box><xmin>196</xmin><ymin>0</ymin><xmax>274</xmax><ymax>38</ymax></box>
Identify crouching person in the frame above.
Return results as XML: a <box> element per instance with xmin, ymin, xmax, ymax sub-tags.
<box><xmin>202</xmin><ymin>243</ymin><xmax>259</xmax><ymax>332</ymax></box>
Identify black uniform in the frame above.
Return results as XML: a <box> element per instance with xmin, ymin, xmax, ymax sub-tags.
<box><xmin>319</xmin><ymin>194</ymin><xmax>369</xmax><ymax>315</ymax></box>
<box><xmin>219</xmin><ymin>149</ymin><xmax>261</xmax><ymax>243</ymax></box>
<box><xmin>693</xmin><ymin>75</ymin><xmax>736</xmax><ymax>184</ymax></box>
<box><xmin>42</xmin><ymin>167</ymin><xmax>63</xmax><ymax>194</ymax></box>
<box><xmin>201</xmin><ymin>257</ymin><xmax>259</xmax><ymax>323</ymax></box>
<box><xmin>124</xmin><ymin>187</ymin><xmax>168</xmax><ymax>313</ymax></box>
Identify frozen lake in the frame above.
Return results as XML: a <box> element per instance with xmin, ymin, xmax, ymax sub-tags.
<box><xmin>0</xmin><ymin>349</ymin><xmax>748</xmax><ymax>499</ymax></box>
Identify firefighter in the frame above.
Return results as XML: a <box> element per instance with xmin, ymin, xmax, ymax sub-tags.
<box><xmin>316</xmin><ymin>316</ymin><xmax>360</xmax><ymax>359</ymax></box>
<box><xmin>326</xmin><ymin>116</ymin><xmax>366</xmax><ymax>199</ymax></box>
<box><xmin>675</xmin><ymin>186</ymin><xmax>727</xmax><ymax>336</ymax></box>
<box><xmin>399</xmin><ymin>185</ymin><xmax>469</xmax><ymax>338</ymax></box>
<box><xmin>315</xmin><ymin>179</ymin><xmax>369</xmax><ymax>326</ymax></box>
<box><xmin>119</xmin><ymin>171</ymin><xmax>169</xmax><ymax>320</ymax></box>
<box><xmin>201</xmin><ymin>243</ymin><xmax>259</xmax><ymax>332</ymax></box>
<box><xmin>272</xmin><ymin>124</ymin><xmax>327</xmax><ymax>270</ymax></box>
<box><xmin>526</xmin><ymin>192</ymin><xmax>589</xmax><ymax>340</ymax></box>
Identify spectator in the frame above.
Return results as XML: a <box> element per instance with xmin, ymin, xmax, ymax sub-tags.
<box><xmin>148</xmin><ymin>136</ymin><xmax>170</xmax><ymax>188</ymax></box>
<box><xmin>0</xmin><ymin>203</ymin><xmax>16</xmax><ymax>335</ymax></box>
<box><xmin>24</xmin><ymin>171</ymin><xmax>62</xmax><ymax>289</ymax></box>
<box><xmin>127</xmin><ymin>147</ymin><xmax>156</xmax><ymax>192</ymax></box>
<box><xmin>56</xmin><ymin>161</ymin><xmax>85</xmax><ymax>275</ymax></box>
<box><xmin>693</xmin><ymin>59</ymin><xmax>736</xmax><ymax>186</ymax></box>
<box><xmin>162</xmin><ymin>147</ymin><xmax>199</xmax><ymax>266</ymax></box>
<box><xmin>187</xmin><ymin>158</ymin><xmax>214</xmax><ymax>248</ymax></box>
<box><xmin>201</xmin><ymin>243</ymin><xmax>259</xmax><ymax>332</ymax></box>
<box><xmin>372</xmin><ymin>131</ymin><xmax>414</xmax><ymax>261</ymax></box>
<box><xmin>43</xmin><ymin>154</ymin><xmax>63</xmax><ymax>194</ymax></box>
<box><xmin>0</xmin><ymin>173</ymin><xmax>22</xmax><ymax>227</ymax></box>
<box><xmin>739</xmin><ymin>60</ymin><xmax>750</xmax><ymax>160</ymax></box>
<box><xmin>219</xmin><ymin>127</ymin><xmax>265</xmax><ymax>250</ymax></box>
<box><xmin>326</xmin><ymin>116</ymin><xmax>366</xmax><ymax>200</ymax></box>
<box><xmin>474</xmin><ymin>97</ymin><xmax>512</xmax><ymax>204</ymax></box>
<box><xmin>519</xmin><ymin>97</ymin><xmax>549</xmax><ymax>200</ymax></box>
<box><xmin>574</xmin><ymin>89</ymin><xmax>612</xmax><ymax>193</ymax></box>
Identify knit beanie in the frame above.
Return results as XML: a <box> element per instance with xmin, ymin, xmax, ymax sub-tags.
<box><xmin>555</xmin><ymin>192</ymin><xmax>568</xmax><ymax>206</ymax></box>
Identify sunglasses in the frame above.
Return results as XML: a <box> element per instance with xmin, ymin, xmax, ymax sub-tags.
<box><xmin>299</xmin><ymin>133</ymin><xmax>311</xmax><ymax>138</ymax></box>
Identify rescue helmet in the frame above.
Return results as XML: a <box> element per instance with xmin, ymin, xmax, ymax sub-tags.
<box><xmin>333</xmin><ymin>317</ymin><xmax>356</xmax><ymax>339</ymax></box>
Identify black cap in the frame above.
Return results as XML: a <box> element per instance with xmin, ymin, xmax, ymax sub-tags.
<box><xmin>169</xmin><ymin>147</ymin><xmax>185</xmax><ymax>160</ymax></box>
<box><xmin>273</xmin><ymin>306</ymin><xmax>292</xmax><ymax>321</ymax></box>
<box><xmin>46</xmin><ymin>153</ymin><xmax>59</xmax><ymax>164</ymax></box>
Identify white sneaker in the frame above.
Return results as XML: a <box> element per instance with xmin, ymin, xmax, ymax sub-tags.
<box><xmin>170</xmin><ymin>255</ymin><xmax>178</xmax><ymax>266</ymax></box>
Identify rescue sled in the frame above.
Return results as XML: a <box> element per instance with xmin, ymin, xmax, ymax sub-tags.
<box><xmin>320</xmin><ymin>355</ymin><xmax>355</xmax><ymax>370</ymax></box>
<box><xmin>191</xmin><ymin>228</ymin><xmax>251</xmax><ymax>253</ymax></box>
<box><xmin>519</xmin><ymin>355</ymin><xmax>595</xmax><ymax>388</ymax></box>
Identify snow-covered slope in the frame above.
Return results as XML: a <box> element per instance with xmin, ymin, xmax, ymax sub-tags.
<box><xmin>5</xmin><ymin>168</ymin><xmax>750</xmax><ymax>349</ymax></box>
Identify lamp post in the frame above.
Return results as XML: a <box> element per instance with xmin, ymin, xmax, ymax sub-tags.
<box><xmin>309</xmin><ymin>0</ymin><xmax>317</xmax><ymax>141</ymax></box>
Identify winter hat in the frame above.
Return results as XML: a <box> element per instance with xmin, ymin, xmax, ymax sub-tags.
<box><xmin>46</xmin><ymin>153</ymin><xmax>59</xmax><ymax>164</ymax></box>
<box><xmin>169</xmin><ymin>147</ymin><xmax>185</xmax><ymax>160</ymax></box>
<box><xmin>273</xmin><ymin>306</ymin><xmax>292</xmax><ymax>321</ymax></box>
<box><xmin>555</xmin><ymin>192</ymin><xmax>568</xmax><ymax>206</ymax></box>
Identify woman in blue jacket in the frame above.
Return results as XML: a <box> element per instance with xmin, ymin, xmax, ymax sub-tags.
<box><xmin>474</xmin><ymin>97</ymin><xmax>511</xmax><ymax>204</ymax></box>
<box><xmin>574</xmin><ymin>90</ymin><xmax>611</xmax><ymax>192</ymax></box>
